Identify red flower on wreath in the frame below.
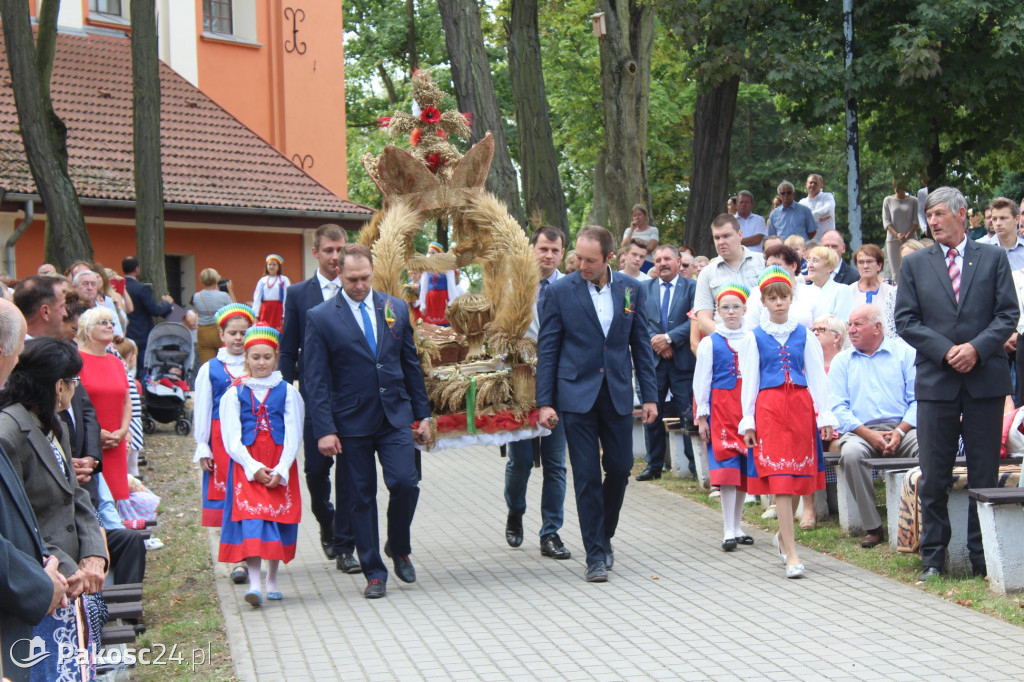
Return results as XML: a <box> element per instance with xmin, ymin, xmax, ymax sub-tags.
<box><xmin>377</xmin><ymin>116</ymin><xmax>392</xmax><ymax>128</ymax></box>
<box><xmin>435</xmin><ymin>128</ymin><xmax>448</xmax><ymax>141</ymax></box>
<box><xmin>420</xmin><ymin>106</ymin><xmax>442</xmax><ymax>124</ymax></box>
<box><xmin>426</xmin><ymin>152</ymin><xmax>444</xmax><ymax>173</ymax></box>
<box><xmin>409</xmin><ymin>128</ymin><xmax>423</xmax><ymax>147</ymax></box>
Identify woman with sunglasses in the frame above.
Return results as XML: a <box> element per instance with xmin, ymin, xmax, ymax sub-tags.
<box><xmin>77</xmin><ymin>307</ymin><xmax>132</xmax><ymax>503</ymax></box>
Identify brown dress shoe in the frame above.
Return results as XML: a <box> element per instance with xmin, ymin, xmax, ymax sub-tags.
<box><xmin>860</xmin><ymin>528</ymin><xmax>884</xmax><ymax>548</ymax></box>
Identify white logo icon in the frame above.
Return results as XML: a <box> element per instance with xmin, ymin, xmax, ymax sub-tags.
<box><xmin>10</xmin><ymin>635</ymin><xmax>51</xmax><ymax>668</ymax></box>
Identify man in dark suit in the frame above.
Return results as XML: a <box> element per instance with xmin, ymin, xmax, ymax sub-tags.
<box><xmin>303</xmin><ymin>243</ymin><xmax>432</xmax><ymax>599</ymax></box>
<box><xmin>895</xmin><ymin>186</ymin><xmax>1019</xmax><ymax>581</ymax></box>
<box><xmin>0</xmin><ymin>300</ymin><xmax>67</xmax><ymax>682</ymax></box>
<box><xmin>821</xmin><ymin>230</ymin><xmax>861</xmax><ymax>285</ymax></box>
<box><xmin>122</xmin><ymin>256</ymin><xmax>174</xmax><ymax>362</ymax></box>
<box><xmin>279</xmin><ymin>224</ymin><xmax>359</xmax><ymax>573</ymax></box>
<box><xmin>637</xmin><ymin>244</ymin><xmax>697</xmax><ymax>481</ymax></box>
<box><xmin>536</xmin><ymin>225</ymin><xmax>658</xmax><ymax>583</ymax></box>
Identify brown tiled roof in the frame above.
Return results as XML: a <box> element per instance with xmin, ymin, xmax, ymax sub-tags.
<box><xmin>0</xmin><ymin>29</ymin><xmax>372</xmax><ymax>218</ymax></box>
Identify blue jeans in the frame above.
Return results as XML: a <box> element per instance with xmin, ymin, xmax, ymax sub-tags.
<box><xmin>504</xmin><ymin>417</ymin><xmax>567</xmax><ymax>539</ymax></box>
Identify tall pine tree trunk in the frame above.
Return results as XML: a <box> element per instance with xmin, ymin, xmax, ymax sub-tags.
<box><xmin>1</xmin><ymin>0</ymin><xmax>93</xmax><ymax>269</ymax></box>
<box><xmin>595</xmin><ymin>0</ymin><xmax>653</xmax><ymax>239</ymax></box>
<box><xmin>131</xmin><ymin>0</ymin><xmax>167</xmax><ymax>296</ymax></box>
<box><xmin>438</xmin><ymin>0</ymin><xmax>523</xmax><ymax>223</ymax></box>
<box><xmin>506</xmin><ymin>0</ymin><xmax>567</xmax><ymax>236</ymax></box>
<box><xmin>686</xmin><ymin>77</ymin><xmax>739</xmax><ymax>257</ymax></box>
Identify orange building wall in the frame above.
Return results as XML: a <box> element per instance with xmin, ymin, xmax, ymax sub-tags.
<box><xmin>16</xmin><ymin>219</ymin><xmax>304</xmax><ymax>299</ymax></box>
<box><xmin>194</xmin><ymin>0</ymin><xmax>348</xmax><ymax>200</ymax></box>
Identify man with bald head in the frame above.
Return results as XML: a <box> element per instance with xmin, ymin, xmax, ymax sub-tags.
<box><xmin>830</xmin><ymin>304</ymin><xmax>918</xmax><ymax>548</ymax></box>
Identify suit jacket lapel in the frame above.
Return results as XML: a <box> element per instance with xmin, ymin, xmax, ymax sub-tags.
<box><xmin>335</xmin><ymin>294</ymin><xmax>374</xmax><ymax>357</ymax></box>
<box><xmin>572</xmin><ymin>276</ymin><xmax>603</xmax><ymax>334</ymax></box>
<box><xmin>671</xmin><ymin>278</ymin><xmax>688</xmax><ymax>319</ymax></box>
<box><xmin>926</xmin><ymin>244</ymin><xmax>958</xmax><ymax>306</ymax></box>
<box><xmin>610</xmin><ymin>275</ymin><xmax>630</xmax><ymax>337</ymax></box>
<box><xmin>28</xmin><ymin>425</ymin><xmax>73</xmax><ymax>495</ymax></box>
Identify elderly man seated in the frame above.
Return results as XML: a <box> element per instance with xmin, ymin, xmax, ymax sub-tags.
<box><xmin>829</xmin><ymin>304</ymin><xmax>919</xmax><ymax>548</ymax></box>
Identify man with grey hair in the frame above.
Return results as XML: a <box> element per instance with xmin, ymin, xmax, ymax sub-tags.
<box><xmin>735</xmin><ymin>190</ymin><xmax>768</xmax><ymax>253</ymax></box>
<box><xmin>800</xmin><ymin>173</ymin><xmax>836</xmax><ymax>233</ymax></box>
<box><xmin>830</xmin><ymin>304</ymin><xmax>918</xmax><ymax>548</ymax></box>
<box><xmin>768</xmin><ymin>181</ymin><xmax>818</xmax><ymax>241</ymax></box>
<box><xmin>895</xmin><ymin>186</ymin><xmax>1018</xmax><ymax>582</ymax></box>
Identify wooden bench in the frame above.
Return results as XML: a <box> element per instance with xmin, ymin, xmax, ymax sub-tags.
<box><xmin>969</xmin><ymin>487</ymin><xmax>1024</xmax><ymax>593</ymax></box>
<box><xmin>100</xmin><ymin>583</ymin><xmax>143</xmax><ymax>646</ymax></box>
<box><xmin>664</xmin><ymin>417</ymin><xmax>704</xmax><ymax>485</ymax></box>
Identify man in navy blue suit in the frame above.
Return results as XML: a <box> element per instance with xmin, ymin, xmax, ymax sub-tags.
<box><xmin>637</xmin><ymin>245</ymin><xmax>697</xmax><ymax>481</ymax></box>
<box><xmin>279</xmin><ymin>224</ymin><xmax>359</xmax><ymax>573</ymax></box>
<box><xmin>536</xmin><ymin>225</ymin><xmax>658</xmax><ymax>583</ymax></box>
<box><xmin>121</xmin><ymin>256</ymin><xmax>173</xmax><ymax>362</ymax></box>
<box><xmin>303</xmin><ymin>244</ymin><xmax>432</xmax><ymax>599</ymax></box>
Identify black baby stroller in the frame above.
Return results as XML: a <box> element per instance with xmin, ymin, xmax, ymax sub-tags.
<box><xmin>141</xmin><ymin>322</ymin><xmax>196</xmax><ymax>436</ymax></box>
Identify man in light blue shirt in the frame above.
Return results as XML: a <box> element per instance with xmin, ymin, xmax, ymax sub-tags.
<box><xmin>768</xmin><ymin>180</ymin><xmax>818</xmax><ymax>240</ymax></box>
<box><xmin>985</xmin><ymin>197</ymin><xmax>1024</xmax><ymax>270</ymax></box>
<box><xmin>830</xmin><ymin>304</ymin><xmax>918</xmax><ymax>548</ymax></box>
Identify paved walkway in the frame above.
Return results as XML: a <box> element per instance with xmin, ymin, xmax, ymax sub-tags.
<box><xmin>212</xmin><ymin>445</ymin><xmax>1024</xmax><ymax>681</ymax></box>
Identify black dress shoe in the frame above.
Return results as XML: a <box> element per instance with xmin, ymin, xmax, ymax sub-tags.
<box><xmin>384</xmin><ymin>541</ymin><xmax>416</xmax><ymax>583</ymax></box>
<box><xmin>635</xmin><ymin>467</ymin><xmax>662</xmax><ymax>482</ymax></box>
<box><xmin>721</xmin><ymin>538</ymin><xmax>738</xmax><ymax>552</ymax></box>
<box><xmin>320</xmin><ymin>526</ymin><xmax>337</xmax><ymax>560</ymax></box>
<box><xmin>336</xmin><ymin>552</ymin><xmax>361</xmax><ymax>574</ymax></box>
<box><xmin>918</xmin><ymin>567</ymin><xmax>942</xmax><ymax>582</ymax></box>
<box><xmin>364</xmin><ymin>579</ymin><xmax>386</xmax><ymax>599</ymax></box>
<box><xmin>972</xmin><ymin>564</ymin><xmax>987</xmax><ymax>578</ymax></box>
<box><xmin>540</xmin><ymin>534</ymin><xmax>571</xmax><ymax>560</ymax></box>
<box><xmin>505</xmin><ymin>512</ymin><xmax>524</xmax><ymax>547</ymax></box>
<box><xmin>585</xmin><ymin>562</ymin><xmax>608</xmax><ymax>582</ymax></box>
<box><xmin>735</xmin><ymin>535</ymin><xmax>754</xmax><ymax>545</ymax></box>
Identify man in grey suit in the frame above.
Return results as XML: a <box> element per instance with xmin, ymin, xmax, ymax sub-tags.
<box><xmin>895</xmin><ymin>186</ymin><xmax>1019</xmax><ymax>581</ymax></box>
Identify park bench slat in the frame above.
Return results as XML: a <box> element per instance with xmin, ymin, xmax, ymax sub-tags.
<box><xmin>968</xmin><ymin>487</ymin><xmax>1024</xmax><ymax>504</ymax></box>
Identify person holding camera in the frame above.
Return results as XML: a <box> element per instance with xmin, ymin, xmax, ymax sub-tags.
<box><xmin>192</xmin><ymin>268</ymin><xmax>235</xmax><ymax>364</ymax></box>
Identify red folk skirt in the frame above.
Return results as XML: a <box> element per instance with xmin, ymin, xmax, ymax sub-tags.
<box><xmin>257</xmin><ymin>299</ymin><xmax>284</xmax><ymax>332</ymax></box>
<box><xmin>707</xmin><ymin>382</ymin><xmax>747</xmax><ymax>489</ymax></box>
<box><xmin>745</xmin><ymin>384</ymin><xmax>825</xmax><ymax>496</ymax></box>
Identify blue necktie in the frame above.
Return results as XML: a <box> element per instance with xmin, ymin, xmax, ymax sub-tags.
<box><xmin>660</xmin><ymin>281</ymin><xmax>671</xmax><ymax>333</ymax></box>
<box><xmin>359</xmin><ymin>301</ymin><xmax>377</xmax><ymax>357</ymax></box>
<box><xmin>538</xmin><ymin>278</ymin><xmax>550</xmax><ymax>310</ymax></box>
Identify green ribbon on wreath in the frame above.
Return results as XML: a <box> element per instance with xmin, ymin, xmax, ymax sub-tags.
<box><xmin>466</xmin><ymin>376</ymin><xmax>477</xmax><ymax>434</ymax></box>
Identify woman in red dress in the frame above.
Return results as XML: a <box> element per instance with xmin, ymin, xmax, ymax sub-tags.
<box><xmin>77</xmin><ymin>307</ymin><xmax>132</xmax><ymax>502</ymax></box>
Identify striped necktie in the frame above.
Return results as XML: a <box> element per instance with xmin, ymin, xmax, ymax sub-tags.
<box><xmin>947</xmin><ymin>247</ymin><xmax>960</xmax><ymax>302</ymax></box>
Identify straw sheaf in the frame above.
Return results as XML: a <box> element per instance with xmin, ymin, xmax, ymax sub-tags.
<box><xmin>357</xmin><ymin>209</ymin><xmax>385</xmax><ymax>248</ymax></box>
<box><xmin>371</xmin><ymin>200</ymin><xmax>422</xmax><ymax>298</ymax></box>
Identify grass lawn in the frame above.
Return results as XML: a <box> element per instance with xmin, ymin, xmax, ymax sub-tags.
<box><xmin>128</xmin><ymin>425</ymin><xmax>236</xmax><ymax>681</ymax></box>
<box><xmin>636</xmin><ymin>459</ymin><xmax>1024</xmax><ymax>629</ymax></box>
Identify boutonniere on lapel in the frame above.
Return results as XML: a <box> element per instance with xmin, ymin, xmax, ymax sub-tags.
<box><xmin>624</xmin><ymin>287</ymin><xmax>636</xmax><ymax>315</ymax></box>
<box><xmin>384</xmin><ymin>299</ymin><xmax>397</xmax><ymax>335</ymax></box>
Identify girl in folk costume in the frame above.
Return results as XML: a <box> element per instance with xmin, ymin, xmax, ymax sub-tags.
<box><xmin>252</xmin><ymin>254</ymin><xmax>290</xmax><ymax>331</ymax></box>
<box><xmin>738</xmin><ymin>267</ymin><xmax>836</xmax><ymax>578</ymax></box>
<box><xmin>218</xmin><ymin>326</ymin><xmax>304</xmax><ymax>607</ymax></box>
<box><xmin>415</xmin><ymin>242</ymin><xmax>461</xmax><ymax>325</ymax></box>
<box><xmin>694</xmin><ymin>283</ymin><xmax>754</xmax><ymax>552</ymax></box>
<box><xmin>193</xmin><ymin>305</ymin><xmax>253</xmax><ymax>521</ymax></box>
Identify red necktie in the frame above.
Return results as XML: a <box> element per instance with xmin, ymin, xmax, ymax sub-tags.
<box><xmin>947</xmin><ymin>248</ymin><xmax>960</xmax><ymax>302</ymax></box>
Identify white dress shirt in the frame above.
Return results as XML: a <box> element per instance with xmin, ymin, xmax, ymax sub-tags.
<box><xmin>316</xmin><ymin>269</ymin><xmax>342</xmax><ymax>302</ymax></box>
<box><xmin>342</xmin><ymin>288</ymin><xmax>378</xmax><ymax>340</ymax></box>
<box><xmin>658</xmin><ymin>274</ymin><xmax>680</xmax><ymax>312</ymax></box>
<box><xmin>800</xmin><ymin>191</ymin><xmax>836</xmax><ymax>233</ymax></box>
<box><xmin>589</xmin><ymin>268</ymin><xmax>615</xmax><ymax>336</ymax></box>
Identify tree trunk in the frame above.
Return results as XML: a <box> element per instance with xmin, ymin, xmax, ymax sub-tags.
<box><xmin>588</xmin><ymin>147</ymin><xmax>608</xmax><ymax>228</ymax></box>
<box><xmin>131</xmin><ymin>0</ymin><xmax>167</xmax><ymax>297</ymax></box>
<box><xmin>437</xmin><ymin>0</ymin><xmax>523</xmax><ymax>223</ymax></box>
<box><xmin>1</xmin><ymin>0</ymin><xmax>93</xmax><ymax>269</ymax></box>
<box><xmin>406</xmin><ymin>0</ymin><xmax>418</xmax><ymax>74</ymax></box>
<box><xmin>595</xmin><ymin>0</ymin><xmax>653</xmax><ymax>240</ymax></box>
<box><xmin>686</xmin><ymin>76</ymin><xmax>739</xmax><ymax>258</ymax></box>
<box><xmin>506</xmin><ymin>0</ymin><xmax>567</xmax><ymax>236</ymax></box>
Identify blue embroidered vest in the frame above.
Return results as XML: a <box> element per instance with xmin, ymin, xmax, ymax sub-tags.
<box><xmin>207</xmin><ymin>359</ymin><xmax>238</xmax><ymax>421</ymax></box>
<box><xmin>238</xmin><ymin>383</ymin><xmax>287</xmax><ymax>446</ymax></box>
<box><xmin>753</xmin><ymin>326</ymin><xmax>808</xmax><ymax>389</ymax></box>
<box><xmin>710</xmin><ymin>334</ymin><xmax>741</xmax><ymax>390</ymax></box>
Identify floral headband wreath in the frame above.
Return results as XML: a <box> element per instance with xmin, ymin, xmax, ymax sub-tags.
<box><xmin>244</xmin><ymin>326</ymin><xmax>280</xmax><ymax>351</ymax></box>
<box><xmin>758</xmin><ymin>265</ymin><xmax>794</xmax><ymax>293</ymax></box>
<box><xmin>717</xmin><ymin>283</ymin><xmax>750</xmax><ymax>305</ymax></box>
<box><xmin>265</xmin><ymin>254</ymin><xmax>283</xmax><ymax>266</ymax></box>
<box><xmin>215</xmin><ymin>303</ymin><xmax>255</xmax><ymax>329</ymax></box>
